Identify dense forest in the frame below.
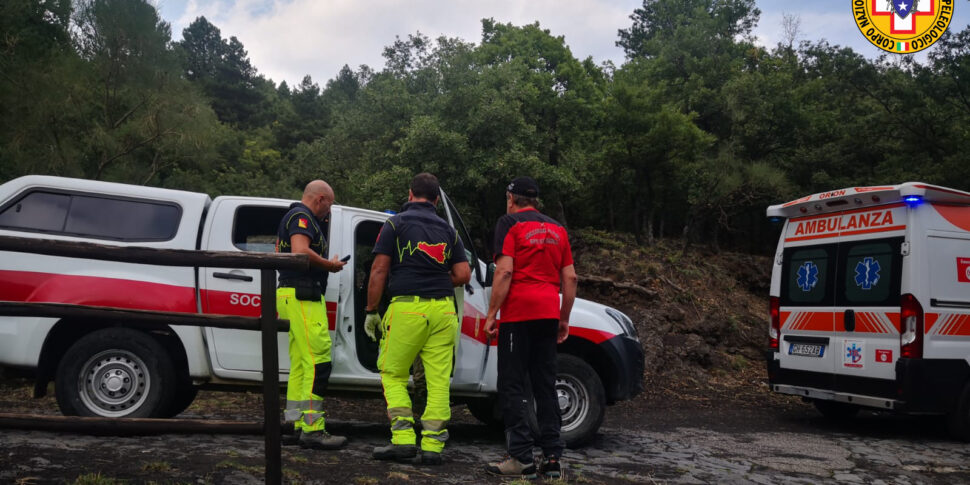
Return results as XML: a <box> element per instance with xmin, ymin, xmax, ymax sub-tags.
<box><xmin>2</xmin><ymin>0</ymin><xmax>969</xmax><ymax>253</ymax></box>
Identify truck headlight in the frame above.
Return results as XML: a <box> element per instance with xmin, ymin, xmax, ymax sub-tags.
<box><xmin>605</xmin><ymin>308</ymin><xmax>638</xmax><ymax>341</ymax></box>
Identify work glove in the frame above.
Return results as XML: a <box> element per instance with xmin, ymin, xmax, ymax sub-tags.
<box><xmin>364</xmin><ymin>311</ymin><xmax>381</xmax><ymax>341</ymax></box>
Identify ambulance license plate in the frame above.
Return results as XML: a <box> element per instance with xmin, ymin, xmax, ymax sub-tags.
<box><xmin>789</xmin><ymin>343</ymin><xmax>824</xmax><ymax>357</ymax></box>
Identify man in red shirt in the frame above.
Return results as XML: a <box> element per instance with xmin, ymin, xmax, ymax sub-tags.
<box><xmin>484</xmin><ymin>176</ymin><xmax>578</xmax><ymax>479</ymax></box>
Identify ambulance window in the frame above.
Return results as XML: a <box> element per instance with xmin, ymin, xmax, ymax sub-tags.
<box><xmin>839</xmin><ymin>238</ymin><xmax>902</xmax><ymax>306</ymax></box>
<box><xmin>0</xmin><ymin>191</ymin><xmax>70</xmax><ymax>232</ymax></box>
<box><xmin>782</xmin><ymin>245</ymin><xmax>834</xmax><ymax>306</ymax></box>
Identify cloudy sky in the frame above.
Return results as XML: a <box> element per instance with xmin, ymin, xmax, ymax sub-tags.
<box><xmin>154</xmin><ymin>0</ymin><xmax>970</xmax><ymax>87</ymax></box>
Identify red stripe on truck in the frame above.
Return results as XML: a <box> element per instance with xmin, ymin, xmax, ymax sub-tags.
<box><xmin>0</xmin><ymin>269</ymin><xmax>196</xmax><ymax>313</ymax></box>
<box><xmin>200</xmin><ymin>289</ymin><xmax>338</xmax><ymax>330</ymax></box>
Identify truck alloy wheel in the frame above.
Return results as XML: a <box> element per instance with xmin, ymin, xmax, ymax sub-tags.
<box><xmin>554</xmin><ymin>354</ymin><xmax>605</xmax><ymax>447</ymax></box>
<box><xmin>56</xmin><ymin>328</ymin><xmax>176</xmax><ymax>418</ymax></box>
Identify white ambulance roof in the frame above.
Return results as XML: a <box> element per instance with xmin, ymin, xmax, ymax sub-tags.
<box><xmin>766</xmin><ymin>182</ymin><xmax>970</xmax><ymax>219</ymax></box>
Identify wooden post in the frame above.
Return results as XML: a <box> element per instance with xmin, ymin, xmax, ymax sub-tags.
<box><xmin>260</xmin><ymin>268</ymin><xmax>281</xmax><ymax>485</ymax></box>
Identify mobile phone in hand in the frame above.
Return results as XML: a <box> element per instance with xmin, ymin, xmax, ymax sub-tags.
<box><xmin>340</xmin><ymin>255</ymin><xmax>351</xmax><ymax>263</ymax></box>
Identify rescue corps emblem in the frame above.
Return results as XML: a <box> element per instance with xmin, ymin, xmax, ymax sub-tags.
<box><xmin>852</xmin><ymin>0</ymin><xmax>954</xmax><ymax>53</ymax></box>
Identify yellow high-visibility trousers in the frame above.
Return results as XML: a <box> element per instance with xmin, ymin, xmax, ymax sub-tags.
<box><xmin>378</xmin><ymin>297</ymin><xmax>458</xmax><ymax>453</ymax></box>
<box><xmin>278</xmin><ymin>287</ymin><xmax>332</xmax><ymax>433</ymax></box>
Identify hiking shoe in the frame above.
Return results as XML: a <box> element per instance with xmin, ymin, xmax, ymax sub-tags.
<box><xmin>299</xmin><ymin>430</ymin><xmax>347</xmax><ymax>450</ymax></box>
<box><xmin>419</xmin><ymin>450</ymin><xmax>442</xmax><ymax>466</ymax></box>
<box><xmin>372</xmin><ymin>444</ymin><xmax>417</xmax><ymax>461</ymax></box>
<box><xmin>485</xmin><ymin>456</ymin><xmax>537</xmax><ymax>479</ymax></box>
<box><xmin>540</xmin><ymin>456</ymin><xmax>562</xmax><ymax>478</ymax></box>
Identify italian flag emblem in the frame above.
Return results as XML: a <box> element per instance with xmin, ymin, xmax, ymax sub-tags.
<box><xmin>895</xmin><ymin>41</ymin><xmax>910</xmax><ymax>52</ymax></box>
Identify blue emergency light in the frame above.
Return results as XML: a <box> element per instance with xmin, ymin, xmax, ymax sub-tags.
<box><xmin>904</xmin><ymin>195</ymin><xmax>923</xmax><ymax>206</ymax></box>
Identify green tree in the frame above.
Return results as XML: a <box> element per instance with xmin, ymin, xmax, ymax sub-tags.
<box><xmin>177</xmin><ymin>16</ymin><xmax>271</xmax><ymax>128</ymax></box>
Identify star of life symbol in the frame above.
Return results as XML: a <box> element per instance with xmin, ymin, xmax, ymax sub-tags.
<box><xmin>875</xmin><ymin>0</ymin><xmax>932</xmax><ymax>34</ymax></box>
<box><xmin>846</xmin><ymin>343</ymin><xmax>863</xmax><ymax>364</ymax></box>
<box><xmin>796</xmin><ymin>261</ymin><xmax>819</xmax><ymax>292</ymax></box>
<box><xmin>854</xmin><ymin>257</ymin><xmax>881</xmax><ymax>290</ymax></box>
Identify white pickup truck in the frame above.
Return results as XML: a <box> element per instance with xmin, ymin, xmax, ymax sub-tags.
<box><xmin>0</xmin><ymin>175</ymin><xmax>643</xmax><ymax>445</ymax></box>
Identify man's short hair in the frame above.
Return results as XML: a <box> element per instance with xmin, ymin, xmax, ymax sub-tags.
<box><xmin>411</xmin><ymin>172</ymin><xmax>440</xmax><ymax>201</ymax></box>
<box><xmin>510</xmin><ymin>193</ymin><xmax>539</xmax><ymax>208</ymax></box>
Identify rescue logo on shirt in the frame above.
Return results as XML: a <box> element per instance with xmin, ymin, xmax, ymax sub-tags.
<box><xmin>958</xmin><ymin>257</ymin><xmax>970</xmax><ymax>283</ymax></box>
<box><xmin>416</xmin><ymin>242</ymin><xmax>448</xmax><ymax>264</ymax></box>
<box><xmin>852</xmin><ymin>0</ymin><xmax>954</xmax><ymax>54</ymax></box>
<box><xmin>398</xmin><ymin>241</ymin><xmax>450</xmax><ymax>264</ymax></box>
<box><xmin>844</xmin><ymin>339</ymin><xmax>865</xmax><ymax>368</ymax></box>
<box><xmin>298</xmin><ymin>218</ymin><xmax>308</xmax><ymax>229</ymax></box>
<box><xmin>854</xmin><ymin>257</ymin><xmax>881</xmax><ymax>290</ymax></box>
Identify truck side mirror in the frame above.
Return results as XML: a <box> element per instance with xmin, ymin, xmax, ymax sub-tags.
<box><xmin>485</xmin><ymin>262</ymin><xmax>496</xmax><ymax>287</ymax></box>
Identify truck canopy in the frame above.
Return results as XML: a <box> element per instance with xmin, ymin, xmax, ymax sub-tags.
<box><xmin>766</xmin><ymin>182</ymin><xmax>970</xmax><ymax>220</ymax></box>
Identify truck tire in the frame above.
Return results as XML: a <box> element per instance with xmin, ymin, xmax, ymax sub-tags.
<box><xmin>813</xmin><ymin>399</ymin><xmax>860</xmax><ymax>420</ymax></box>
<box><xmin>556</xmin><ymin>354</ymin><xmax>605</xmax><ymax>447</ymax></box>
<box><xmin>55</xmin><ymin>328</ymin><xmax>176</xmax><ymax>418</ymax></box>
<box><xmin>162</xmin><ymin>377</ymin><xmax>198</xmax><ymax>418</ymax></box>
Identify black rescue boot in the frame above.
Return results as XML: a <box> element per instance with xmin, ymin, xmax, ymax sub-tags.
<box><xmin>372</xmin><ymin>444</ymin><xmax>417</xmax><ymax>461</ymax></box>
<box><xmin>419</xmin><ymin>450</ymin><xmax>442</xmax><ymax>466</ymax></box>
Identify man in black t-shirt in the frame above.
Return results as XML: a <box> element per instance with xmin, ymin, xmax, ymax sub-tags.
<box><xmin>275</xmin><ymin>180</ymin><xmax>347</xmax><ymax>450</ymax></box>
<box><xmin>364</xmin><ymin>173</ymin><xmax>471</xmax><ymax>465</ymax></box>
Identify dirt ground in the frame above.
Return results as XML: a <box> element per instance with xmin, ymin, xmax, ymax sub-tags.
<box><xmin>0</xmin><ymin>236</ymin><xmax>805</xmax><ymax>484</ymax></box>
<box><xmin>0</xmin><ymin>371</ymin><xmax>807</xmax><ymax>485</ymax></box>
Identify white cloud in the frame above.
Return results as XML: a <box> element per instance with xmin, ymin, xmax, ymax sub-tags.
<box><xmin>173</xmin><ymin>0</ymin><xmax>642</xmax><ymax>86</ymax></box>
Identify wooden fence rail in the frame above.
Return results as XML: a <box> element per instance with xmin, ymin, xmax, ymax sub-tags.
<box><xmin>0</xmin><ymin>235</ymin><xmax>310</xmax><ymax>485</ymax></box>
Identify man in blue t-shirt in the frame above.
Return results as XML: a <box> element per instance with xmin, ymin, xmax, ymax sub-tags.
<box><xmin>364</xmin><ymin>173</ymin><xmax>471</xmax><ymax>465</ymax></box>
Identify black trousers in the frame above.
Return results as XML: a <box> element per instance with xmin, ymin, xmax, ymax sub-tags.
<box><xmin>497</xmin><ymin>319</ymin><xmax>564</xmax><ymax>462</ymax></box>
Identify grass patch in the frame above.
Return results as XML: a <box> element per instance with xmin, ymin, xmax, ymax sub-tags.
<box><xmin>140</xmin><ymin>461</ymin><xmax>172</xmax><ymax>473</ymax></box>
<box><xmin>353</xmin><ymin>478</ymin><xmax>378</xmax><ymax>485</ymax></box>
<box><xmin>730</xmin><ymin>354</ymin><xmax>749</xmax><ymax>371</ymax></box>
<box><xmin>282</xmin><ymin>468</ymin><xmax>301</xmax><ymax>480</ymax></box>
<box><xmin>387</xmin><ymin>471</ymin><xmax>410</xmax><ymax>480</ymax></box>
<box><xmin>215</xmin><ymin>460</ymin><xmax>262</xmax><ymax>475</ymax></box>
<box><xmin>285</xmin><ymin>454</ymin><xmax>309</xmax><ymax>464</ymax></box>
<box><xmin>72</xmin><ymin>473</ymin><xmax>124</xmax><ymax>485</ymax></box>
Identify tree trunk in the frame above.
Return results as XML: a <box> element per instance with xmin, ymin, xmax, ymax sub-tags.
<box><xmin>646</xmin><ymin>207</ymin><xmax>656</xmax><ymax>246</ymax></box>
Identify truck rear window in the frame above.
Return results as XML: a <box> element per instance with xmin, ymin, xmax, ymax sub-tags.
<box><xmin>0</xmin><ymin>190</ymin><xmax>180</xmax><ymax>241</ymax></box>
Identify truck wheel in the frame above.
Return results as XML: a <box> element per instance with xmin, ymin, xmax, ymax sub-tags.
<box><xmin>556</xmin><ymin>354</ymin><xmax>605</xmax><ymax>447</ymax></box>
<box><xmin>55</xmin><ymin>328</ymin><xmax>176</xmax><ymax>418</ymax></box>
<box><xmin>813</xmin><ymin>399</ymin><xmax>860</xmax><ymax>420</ymax></box>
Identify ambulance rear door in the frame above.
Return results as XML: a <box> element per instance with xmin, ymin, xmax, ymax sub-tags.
<box><xmin>778</xmin><ymin>227</ymin><xmax>838</xmax><ymax>390</ymax></box>
<box><xmin>829</xmin><ymin>204</ymin><xmax>907</xmax><ymax>396</ymax></box>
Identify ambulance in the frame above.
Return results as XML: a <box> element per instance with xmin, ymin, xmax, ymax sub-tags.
<box><xmin>765</xmin><ymin>182</ymin><xmax>970</xmax><ymax>437</ymax></box>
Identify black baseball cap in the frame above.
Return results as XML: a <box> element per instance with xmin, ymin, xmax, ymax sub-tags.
<box><xmin>507</xmin><ymin>176</ymin><xmax>539</xmax><ymax>197</ymax></box>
